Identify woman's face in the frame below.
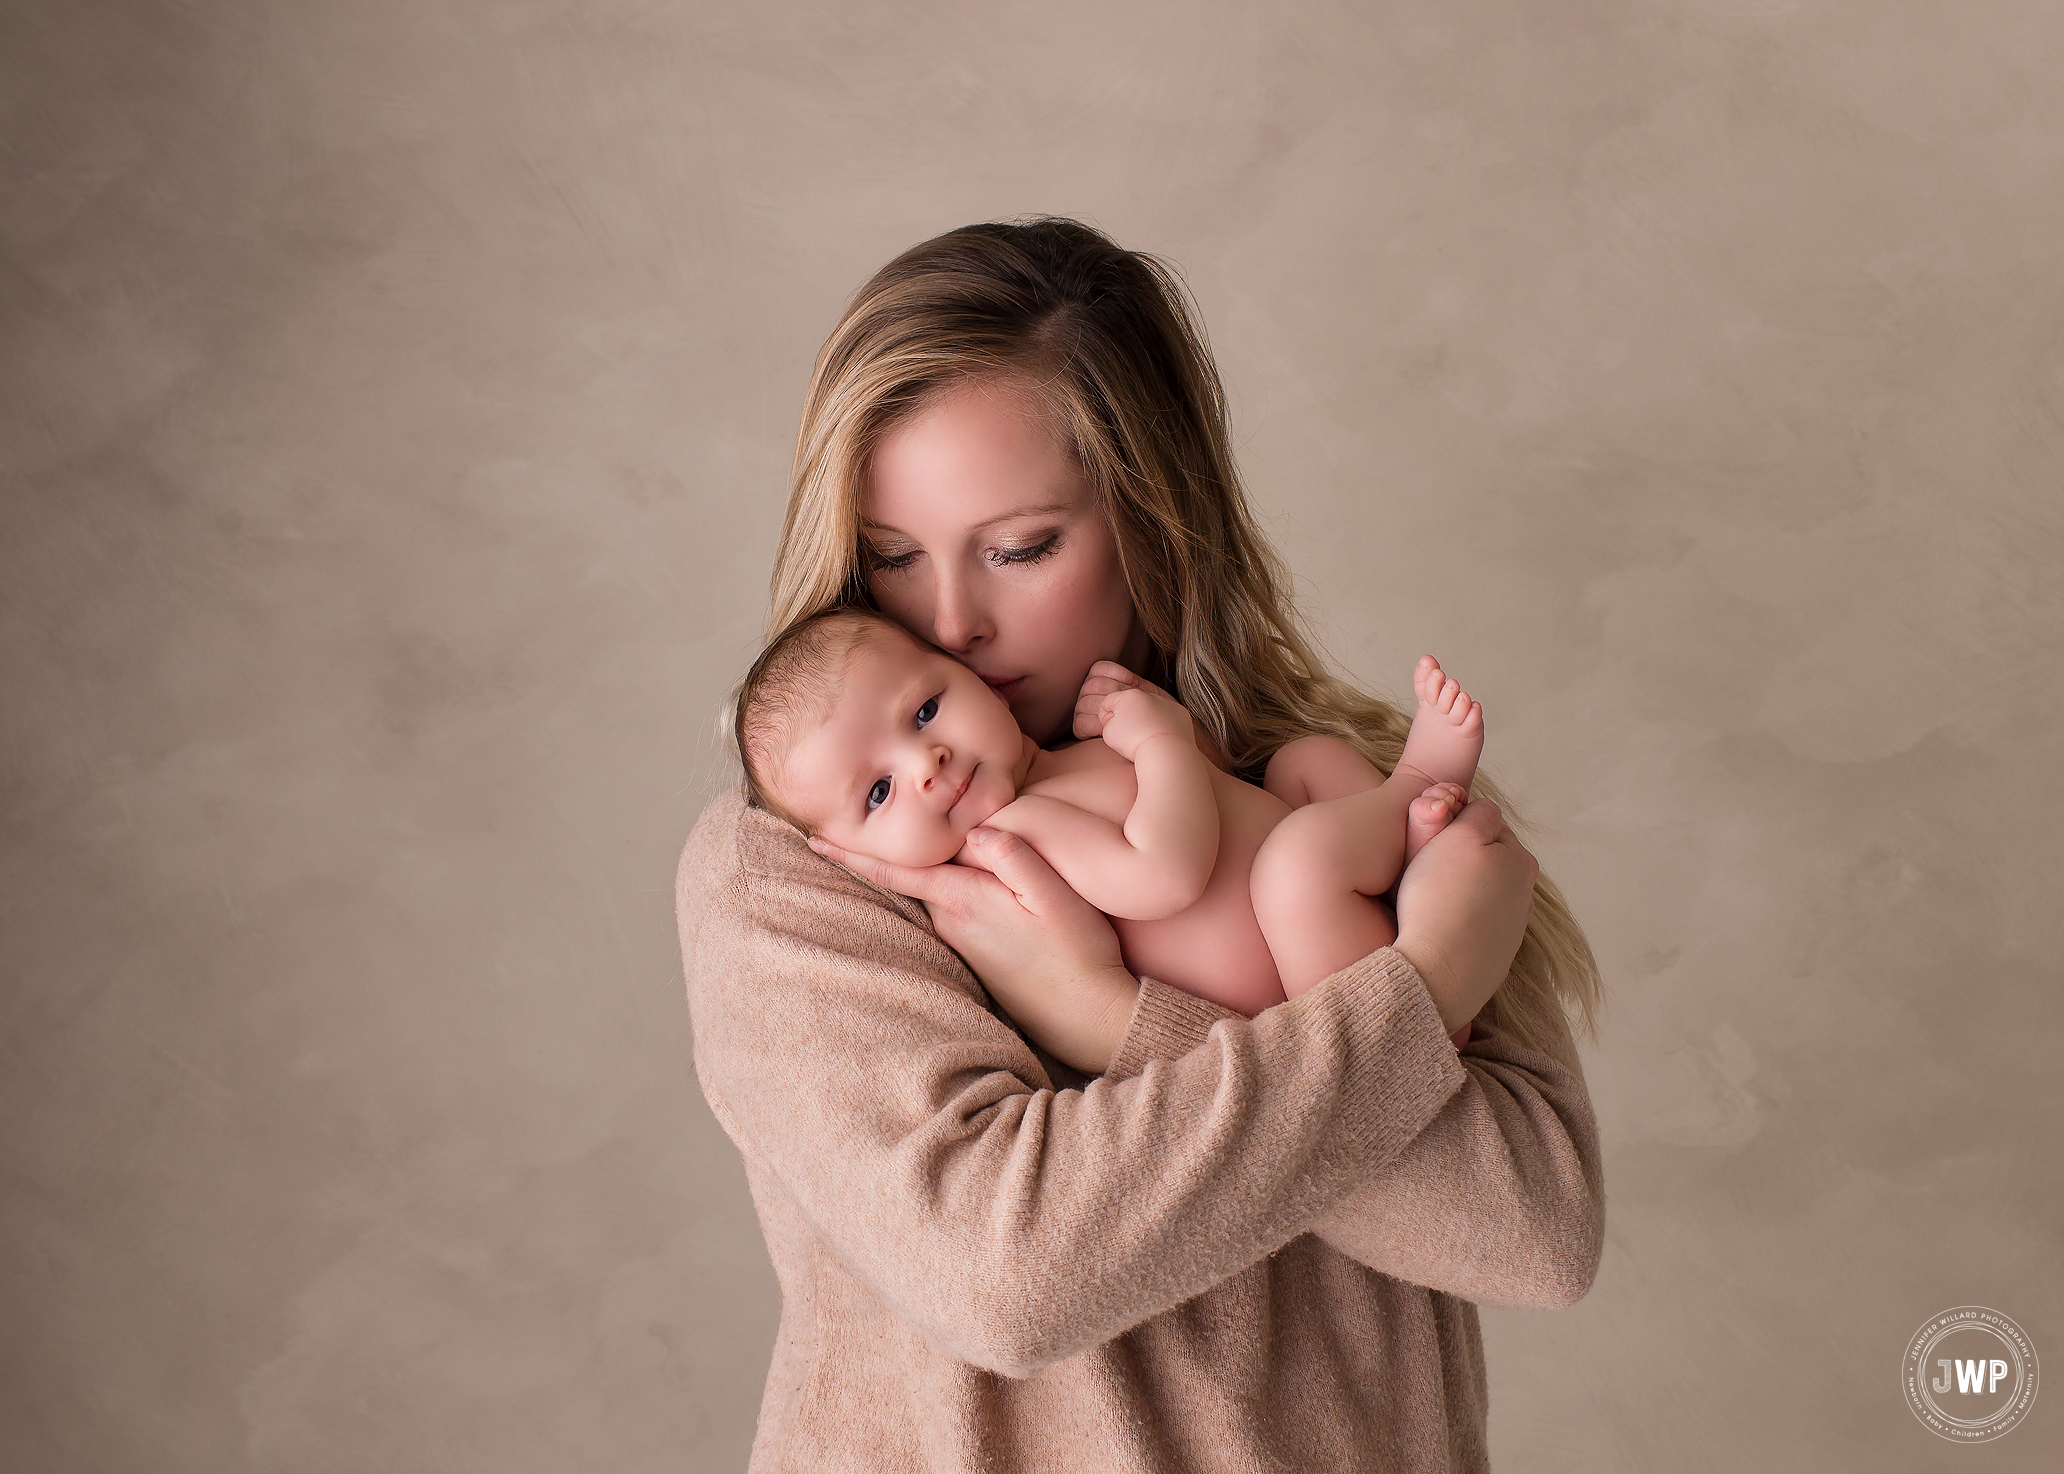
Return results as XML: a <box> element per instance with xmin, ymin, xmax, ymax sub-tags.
<box><xmin>861</xmin><ymin>377</ymin><xmax>1149</xmax><ymax>746</ymax></box>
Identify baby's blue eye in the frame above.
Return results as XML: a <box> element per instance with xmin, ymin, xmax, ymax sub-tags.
<box><xmin>915</xmin><ymin>696</ymin><xmax>939</xmax><ymax>727</ymax></box>
<box><xmin>867</xmin><ymin>778</ymin><xmax>890</xmax><ymax>811</ymax></box>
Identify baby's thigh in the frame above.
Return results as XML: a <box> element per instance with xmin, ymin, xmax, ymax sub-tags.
<box><xmin>1262</xmin><ymin>734</ymin><xmax>1387</xmax><ymax>807</ymax></box>
<box><xmin>1248</xmin><ymin>808</ymin><xmax>1401</xmax><ymax>996</ymax></box>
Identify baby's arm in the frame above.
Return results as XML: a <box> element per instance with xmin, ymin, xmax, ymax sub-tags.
<box><xmin>985</xmin><ymin>669</ymin><xmax>1219</xmax><ymax>921</ymax></box>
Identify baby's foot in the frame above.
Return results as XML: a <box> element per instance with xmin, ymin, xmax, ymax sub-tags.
<box><xmin>1405</xmin><ymin>781</ymin><xmax>1469</xmax><ymax>865</ymax></box>
<box><xmin>1395</xmin><ymin>655</ymin><xmax>1485</xmax><ymax>792</ymax></box>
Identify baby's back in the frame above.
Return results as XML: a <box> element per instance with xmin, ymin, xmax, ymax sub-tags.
<box><xmin>1024</xmin><ymin>741</ymin><xmax>1294</xmax><ymax>1017</ymax></box>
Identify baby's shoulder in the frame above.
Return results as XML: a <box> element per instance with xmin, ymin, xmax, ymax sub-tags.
<box><xmin>1020</xmin><ymin>738</ymin><xmax>1138</xmax><ymax>824</ymax></box>
<box><xmin>1027</xmin><ymin>735</ymin><xmax>1133</xmax><ymax>780</ymax></box>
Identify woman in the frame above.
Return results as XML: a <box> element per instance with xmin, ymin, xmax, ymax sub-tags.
<box><xmin>677</xmin><ymin>217</ymin><xmax>1605</xmax><ymax>1472</ymax></box>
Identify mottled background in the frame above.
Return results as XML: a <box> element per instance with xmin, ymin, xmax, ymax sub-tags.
<box><xmin>3</xmin><ymin>0</ymin><xmax>2059</xmax><ymax>1469</ymax></box>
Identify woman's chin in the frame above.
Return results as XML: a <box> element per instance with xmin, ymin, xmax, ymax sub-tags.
<box><xmin>1009</xmin><ymin>695</ymin><xmax>1067</xmax><ymax>747</ymax></box>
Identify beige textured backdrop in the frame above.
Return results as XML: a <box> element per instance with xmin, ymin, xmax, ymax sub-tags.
<box><xmin>4</xmin><ymin>1</ymin><xmax>2059</xmax><ymax>1469</ymax></box>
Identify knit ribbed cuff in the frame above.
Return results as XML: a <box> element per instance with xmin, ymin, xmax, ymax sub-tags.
<box><xmin>1312</xmin><ymin>947</ymin><xmax>1470</xmax><ymax>1150</ymax></box>
<box><xmin>1103</xmin><ymin>975</ymin><xmax>1240</xmax><ymax>1082</ymax></box>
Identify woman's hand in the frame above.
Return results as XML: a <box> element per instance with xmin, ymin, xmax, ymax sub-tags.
<box><xmin>808</xmin><ymin>828</ymin><xmax>1141</xmax><ymax>1075</ymax></box>
<box><xmin>1390</xmin><ymin>798</ymin><xmax>1539</xmax><ymax>1036</ymax></box>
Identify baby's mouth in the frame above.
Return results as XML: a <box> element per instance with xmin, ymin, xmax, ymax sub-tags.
<box><xmin>946</xmin><ymin>770</ymin><xmax>974</xmax><ymax>816</ymax></box>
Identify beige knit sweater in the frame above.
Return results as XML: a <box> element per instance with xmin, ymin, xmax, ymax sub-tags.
<box><xmin>676</xmin><ymin>787</ymin><xmax>1604</xmax><ymax>1472</ymax></box>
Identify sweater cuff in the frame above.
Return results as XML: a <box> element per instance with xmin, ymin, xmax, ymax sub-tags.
<box><xmin>1103</xmin><ymin>949</ymin><xmax>1465</xmax><ymax>1109</ymax></box>
<box><xmin>1319</xmin><ymin>947</ymin><xmax>1470</xmax><ymax>1146</ymax></box>
<box><xmin>1103</xmin><ymin>975</ymin><xmax>1240</xmax><ymax>1083</ymax></box>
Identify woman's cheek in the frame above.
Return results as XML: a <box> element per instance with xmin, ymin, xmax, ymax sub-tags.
<box><xmin>869</xmin><ymin>579</ymin><xmax>925</xmax><ymax>645</ymax></box>
<box><xmin>1022</xmin><ymin>569</ymin><xmax>1081</xmax><ymax>652</ymax></box>
<box><xmin>1065</xmin><ymin>551</ymin><xmax>1127</xmax><ymax>644</ymax></box>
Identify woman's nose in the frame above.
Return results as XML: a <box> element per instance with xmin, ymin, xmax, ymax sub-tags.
<box><xmin>930</xmin><ymin>568</ymin><xmax>989</xmax><ymax>654</ymax></box>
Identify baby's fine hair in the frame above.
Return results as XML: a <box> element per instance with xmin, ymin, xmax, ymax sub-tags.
<box><xmin>731</xmin><ymin>607</ymin><xmax>916</xmax><ymax>828</ymax></box>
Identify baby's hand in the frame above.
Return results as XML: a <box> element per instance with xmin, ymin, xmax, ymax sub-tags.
<box><xmin>1074</xmin><ymin>661</ymin><xmax>1171</xmax><ymax>736</ymax></box>
<box><xmin>1074</xmin><ymin>661</ymin><xmax>1193</xmax><ymax>761</ymax></box>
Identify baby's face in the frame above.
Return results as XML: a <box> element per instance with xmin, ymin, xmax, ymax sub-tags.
<box><xmin>775</xmin><ymin>629</ymin><xmax>1032</xmax><ymax>869</ymax></box>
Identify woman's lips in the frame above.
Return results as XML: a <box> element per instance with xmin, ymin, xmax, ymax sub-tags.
<box><xmin>982</xmin><ymin>675</ymin><xmax>1027</xmax><ymax>702</ymax></box>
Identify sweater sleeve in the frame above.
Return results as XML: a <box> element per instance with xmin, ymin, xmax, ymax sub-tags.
<box><xmin>1307</xmin><ymin>996</ymin><xmax>1605</xmax><ymax>1307</ymax></box>
<box><xmin>677</xmin><ymin>791</ymin><xmax>1469</xmax><ymax>1379</ymax></box>
<box><xmin>1106</xmin><ymin>975</ymin><xmax>1606</xmax><ymax>1309</ymax></box>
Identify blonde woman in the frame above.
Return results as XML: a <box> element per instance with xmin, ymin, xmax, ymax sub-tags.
<box><xmin>676</xmin><ymin>217</ymin><xmax>1605</xmax><ymax>1472</ymax></box>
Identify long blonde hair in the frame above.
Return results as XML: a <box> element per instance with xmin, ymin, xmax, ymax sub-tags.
<box><xmin>767</xmin><ymin>217</ymin><xmax>1601</xmax><ymax>1050</ymax></box>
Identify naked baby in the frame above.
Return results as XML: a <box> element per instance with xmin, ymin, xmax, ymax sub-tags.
<box><xmin>734</xmin><ymin>609</ymin><xmax>1486</xmax><ymax>1035</ymax></box>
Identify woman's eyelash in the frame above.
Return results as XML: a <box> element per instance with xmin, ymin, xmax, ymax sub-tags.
<box><xmin>867</xmin><ymin>536</ymin><xmax>1059</xmax><ymax>571</ymax></box>
<box><xmin>990</xmin><ymin>534</ymin><xmax>1061</xmax><ymax>567</ymax></box>
<box><xmin>865</xmin><ymin>545</ymin><xmax>919</xmax><ymax>573</ymax></box>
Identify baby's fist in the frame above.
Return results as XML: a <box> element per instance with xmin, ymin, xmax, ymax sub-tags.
<box><xmin>1096</xmin><ymin>685</ymin><xmax>1193</xmax><ymax>761</ymax></box>
<box><xmin>1074</xmin><ymin>661</ymin><xmax>1152</xmax><ymax>739</ymax></box>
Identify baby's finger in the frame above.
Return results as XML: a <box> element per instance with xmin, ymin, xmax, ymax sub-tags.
<box><xmin>1084</xmin><ymin>660</ymin><xmax>1142</xmax><ymax>688</ymax></box>
<box><xmin>1075</xmin><ymin>681</ymin><xmax>1128</xmax><ymax>730</ymax></box>
<box><xmin>1073</xmin><ymin>674</ymin><xmax>1128</xmax><ymax>705</ymax></box>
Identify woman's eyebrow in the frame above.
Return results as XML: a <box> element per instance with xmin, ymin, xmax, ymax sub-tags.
<box><xmin>861</xmin><ymin>501</ymin><xmax>1074</xmax><ymax>536</ymax></box>
<box><xmin>972</xmin><ymin>501</ymin><xmax>1071</xmax><ymax>530</ymax></box>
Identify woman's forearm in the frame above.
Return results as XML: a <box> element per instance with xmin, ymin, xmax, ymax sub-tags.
<box><xmin>687</xmin><ymin>839</ymin><xmax>1467</xmax><ymax>1379</ymax></box>
<box><xmin>1110</xmin><ymin>968</ymin><xmax>1604</xmax><ymax>1308</ymax></box>
<box><xmin>1390</xmin><ymin>937</ymin><xmax>1496</xmax><ymax>1036</ymax></box>
<box><xmin>1004</xmin><ymin>960</ymin><xmax>1140</xmax><ymax>1075</ymax></box>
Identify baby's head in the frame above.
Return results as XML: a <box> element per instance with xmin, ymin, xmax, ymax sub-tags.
<box><xmin>734</xmin><ymin>609</ymin><xmax>1034</xmax><ymax>868</ymax></box>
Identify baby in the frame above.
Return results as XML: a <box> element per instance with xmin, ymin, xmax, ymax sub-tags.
<box><xmin>734</xmin><ymin>609</ymin><xmax>1485</xmax><ymax>1033</ymax></box>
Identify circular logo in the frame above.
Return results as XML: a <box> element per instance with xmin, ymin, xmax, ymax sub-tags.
<box><xmin>1903</xmin><ymin>1306</ymin><xmax>2040</xmax><ymax>1442</ymax></box>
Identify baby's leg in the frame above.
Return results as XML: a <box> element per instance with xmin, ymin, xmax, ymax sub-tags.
<box><xmin>1252</xmin><ymin>658</ymin><xmax>1485</xmax><ymax>998</ymax></box>
<box><xmin>1249</xmin><ymin>772</ymin><xmax>1468</xmax><ymax>997</ymax></box>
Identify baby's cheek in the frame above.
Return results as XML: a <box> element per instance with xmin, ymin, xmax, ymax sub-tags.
<box><xmin>812</xmin><ymin>822</ymin><xmax>857</xmax><ymax>857</ymax></box>
<box><xmin>892</xmin><ymin>820</ymin><xmax>964</xmax><ymax>870</ymax></box>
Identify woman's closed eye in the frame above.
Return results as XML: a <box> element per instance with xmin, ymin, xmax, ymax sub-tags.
<box><xmin>866</xmin><ymin>777</ymin><xmax>891</xmax><ymax>812</ymax></box>
<box><xmin>867</xmin><ymin>538</ymin><xmax>1058</xmax><ymax>573</ymax></box>
<box><xmin>865</xmin><ymin>543</ymin><xmax>919</xmax><ymax>573</ymax></box>
<box><xmin>988</xmin><ymin>532</ymin><xmax>1061</xmax><ymax>567</ymax></box>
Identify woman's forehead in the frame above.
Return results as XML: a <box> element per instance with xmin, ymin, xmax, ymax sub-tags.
<box><xmin>863</xmin><ymin>380</ymin><xmax>1089</xmax><ymax>533</ymax></box>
